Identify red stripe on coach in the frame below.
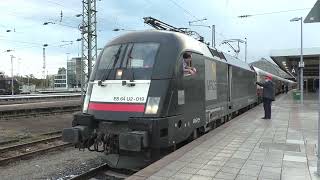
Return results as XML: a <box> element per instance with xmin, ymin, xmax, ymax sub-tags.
<box><xmin>88</xmin><ymin>102</ymin><xmax>145</xmax><ymax>112</ymax></box>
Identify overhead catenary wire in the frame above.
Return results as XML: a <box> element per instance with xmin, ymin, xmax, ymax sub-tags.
<box><xmin>0</xmin><ymin>0</ymin><xmax>84</xmax><ymax>30</ymax></box>
<box><xmin>44</xmin><ymin>0</ymin><xmax>82</xmax><ymax>14</ymax></box>
<box><xmin>2</xmin><ymin>10</ymin><xmax>108</xmax><ymax>32</ymax></box>
<box><xmin>238</xmin><ymin>7</ymin><xmax>311</xmax><ymax>18</ymax></box>
<box><xmin>48</xmin><ymin>21</ymin><xmax>80</xmax><ymax>29</ymax></box>
<box><xmin>3</xmin><ymin>1</ymin><xmax>225</xmax><ymax>50</ymax></box>
<box><xmin>166</xmin><ymin>0</ymin><xmax>229</xmax><ymax>44</ymax></box>
<box><xmin>0</xmin><ymin>38</ymin><xmax>69</xmax><ymax>46</ymax></box>
<box><xmin>8</xmin><ymin>45</ymin><xmax>44</xmax><ymax>51</ymax></box>
<box><xmin>0</xmin><ymin>10</ymin><xmax>81</xmax><ymax>30</ymax></box>
<box><xmin>0</xmin><ymin>38</ymin><xmax>79</xmax><ymax>52</ymax></box>
<box><xmin>1</xmin><ymin>0</ymin><xmax>113</xmax><ymax>29</ymax></box>
<box><xmin>0</xmin><ymin>38</ymin><xmax>44</xmax><ymax>46</ymax></box>
<box><xmin>47</xmin><ymin>0</ymin><xmax>111</xmax><ymax>31</ymax></box>
<box><xmin>168</xmin><ymin>0</ymin><xmax>201</xmax><ymax>21</ymax></box>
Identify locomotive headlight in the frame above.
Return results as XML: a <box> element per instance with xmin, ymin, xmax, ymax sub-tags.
<box><xmin>82</xmin><ymin>94</ymin><xmax>91</xmax><ymax>113</ymax></box>
<box><xmin>145</xmin><ymin>97</ymin><xmax>160</xmax><ymax>114</ymax></box>
<box><xmin>116</xmin><ymin>69</ymin><xmax>123</xmax><ymax>79</ymax></box>
<box><xmin>82</xmin><ymin>83</ymin><xmax>93</xmax><ymax>113</ymax></box>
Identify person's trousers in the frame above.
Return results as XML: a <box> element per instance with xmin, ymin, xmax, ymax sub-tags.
<box><xmin>263</xmin><ymin>98</ymin><xmax>272</xmax><ymax>119</ymax></box>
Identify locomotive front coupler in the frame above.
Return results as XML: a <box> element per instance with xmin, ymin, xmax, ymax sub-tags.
<box><xmin>62</xmin><ymin>113</ymin><xmax>97</xmax><ymax>146</ymax></box>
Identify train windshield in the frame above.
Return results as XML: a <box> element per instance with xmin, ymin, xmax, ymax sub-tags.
<box><xmin>93</xmin><ymin>42</ymin><xmax>159</xmax><ymax>80</ymax></box>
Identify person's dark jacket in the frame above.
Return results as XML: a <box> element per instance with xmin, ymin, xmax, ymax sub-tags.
<box><xmin>256</xmin><ymin>80</ymin><xmax>275</xmax><ymax>101</ymax></box>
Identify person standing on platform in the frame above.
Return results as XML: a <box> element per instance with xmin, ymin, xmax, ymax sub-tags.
<box><xmin>256</xmin><ymin>75</ymin><xmax>275</xmax><ymax>119</ymax></box>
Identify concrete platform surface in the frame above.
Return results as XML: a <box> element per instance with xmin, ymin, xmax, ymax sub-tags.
<box><xmin>127</xmin><ymin>92</ymin><xmax>320</xmax><ymax>180</ymax></box>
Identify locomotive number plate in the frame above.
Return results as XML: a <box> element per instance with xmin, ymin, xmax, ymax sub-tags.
<box><xmin>113</xmin><ymin>96</ymin><xmax>145</xmax><ymax>103</ymax></box>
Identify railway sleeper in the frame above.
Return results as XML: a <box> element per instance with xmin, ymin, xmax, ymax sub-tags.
<box><xmin>0</xmin><ymin>106</ymin><xmax>80</xmax><ymax>119</ymax></box>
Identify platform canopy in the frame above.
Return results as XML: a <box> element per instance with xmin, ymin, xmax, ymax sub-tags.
<box><xmin>304</xmin><ymin>0</ymin><xmax>320</xmax><ymax>23</ymax></box>
<box><xmin>270</xmin><ymin>47</ymin><xmax>320</xmax><ymax>79</ymax></box>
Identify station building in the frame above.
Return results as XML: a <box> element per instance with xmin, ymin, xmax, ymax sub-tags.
<box><xmin>54</xmin><ymin>67</ymin><xmax>67</xmax><ymax>89</ymax></box>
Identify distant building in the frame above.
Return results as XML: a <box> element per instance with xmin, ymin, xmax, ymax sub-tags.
<box><xmin>67</xmin><ymin>57</ymin><xmax>82</xmax><ymax>88</ymax></box>
<box><xmin>54</xmin><ymin>67</ymin><xmax>67</xmax><ymax>88</ymax></box>
<box><xmin>47</xmin><ymin>74</ymin><xmax>55</xmax><ymax>88</ymax></box>
<box><xmin>58</xmin><ymin>67</ymin><xmax>66</xmax><ymax>75</ymax></box>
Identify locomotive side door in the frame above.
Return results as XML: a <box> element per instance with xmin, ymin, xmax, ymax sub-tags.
<box><xmin>176</xmin><ymin>52</ymin><xmax>205</xmax><ymax>140</ymax></box>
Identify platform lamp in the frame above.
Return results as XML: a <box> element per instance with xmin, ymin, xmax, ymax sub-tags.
<box><xmin>10</xmin><ymin>54</ymin><xmax>15</xmax><ymax>95</ymax></box>
<box><xmin>290</xmin><ymin>17</ymin><xmax>304</xmax><ymax>104</ymax></box>
<box><xmin>3</xmin><ymin>49</ymin><xmax>15</xmax><ymax>95</ymax></box>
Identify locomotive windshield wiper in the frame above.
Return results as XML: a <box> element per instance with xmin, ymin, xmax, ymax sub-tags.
<box><xmin>130</xmin><ymin>69</ymin><xmax>135</xmax><ymax>82</ymax></box>
<box><xmin>125</xmin><ymin>45</ymin><xmax>136</xmax><ymax>83</ymax></box>
<box><xmin>100</xmin><ymin>45</ymin><xmax>123</xmax><ymax>83</ymax></box>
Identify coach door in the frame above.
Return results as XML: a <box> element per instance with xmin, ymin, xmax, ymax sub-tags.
<box><xmin>178</xmin><ymin>52</ymin><xmax>205</xmax><ymax>134</ymax></box>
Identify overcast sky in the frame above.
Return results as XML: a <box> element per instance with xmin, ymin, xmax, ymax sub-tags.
<box><xmin>0</xmin><ymin>0</ymin><xmax>319</xmax><ymax>78</ymax></box>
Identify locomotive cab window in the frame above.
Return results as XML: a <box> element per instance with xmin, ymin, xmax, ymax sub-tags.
<box><xmin>98</xmin><ymin>44</ymin><xmax>124</xmax><ymax>70</ymax></box>
<box><xmin>181</xmin><ymin>52</ymin><xmax>197</xmax><ymax>76</ymax></box>
<box><xmin>98</xmin><ymin>43</ymin><xmax>159</xmax><ymax>70</ymax></box>
<box><xmin>123</xmin><ymin>43</ymin><xmax>159</xmax><ymax>68</ymax></box>
<box><xmin>94</xmin><ymin>42</ymin><xmax>160</xmax><ymax>80</ymax></box>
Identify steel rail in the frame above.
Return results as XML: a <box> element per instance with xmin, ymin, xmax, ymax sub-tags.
<box><xmin>0</xmin><ymin>143</ymin><xmax>71</xmax><ymax>166</ymax></box>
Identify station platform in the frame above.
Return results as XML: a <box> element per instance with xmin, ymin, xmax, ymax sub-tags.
<box><xmin>127</xmin><ymin>92</ymin><xmax>320</xmax><ymax>180</ymax></box>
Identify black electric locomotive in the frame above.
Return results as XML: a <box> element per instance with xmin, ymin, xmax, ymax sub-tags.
<box><xmin>63</xmin><ymin>30</ymin><xmax>259</xmax><ymax>169</ymax></box>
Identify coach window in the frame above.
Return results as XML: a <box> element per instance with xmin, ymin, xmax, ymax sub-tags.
<box><xmin>182</xmin><ymin>52</ymin><xmax>197</xmax><ymax>76</ymax></box>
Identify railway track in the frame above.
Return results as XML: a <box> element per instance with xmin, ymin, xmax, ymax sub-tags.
<box><xmin>0</xmin><ymin>95</ymin><xmax>81</xmax><ymax>105</ymax></box>
<box><xmin>0</xmin><ymin>134</ymin><xmax>71</xmax><ymax>166</ymax></box>
<box><xmin>0</xmin><ymin>105</ymin><xmax>81</xmax><ymax>119</ymax></box>
<box><xmin>0</xmin><ymin>131</ymin><xmax>62</xmax><ymax>146</ymax></box>
<box><xmin>70</xmin><ymin>163</ymin><xmax>133</xmax><ymax>180</ymax></box>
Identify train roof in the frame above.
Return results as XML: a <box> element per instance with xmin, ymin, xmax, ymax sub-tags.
<box><xmin>108</xmin><ymin>30</ymin><xmax>213</xmax><ymax>56</ymax></box>
<box><xmin>253</xmin><ymin>66</ymin><xmax>296</xmax><ymax>84</ymax></box>
<box><xmin>222</xmin><ymin>53</ymin><xmax>253</xmax><ymax>71</ymax></box>
<box><xmin>108</xmin><ymin>30</ymin><xmax>253</xmax><ymax>71</ymax></box>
